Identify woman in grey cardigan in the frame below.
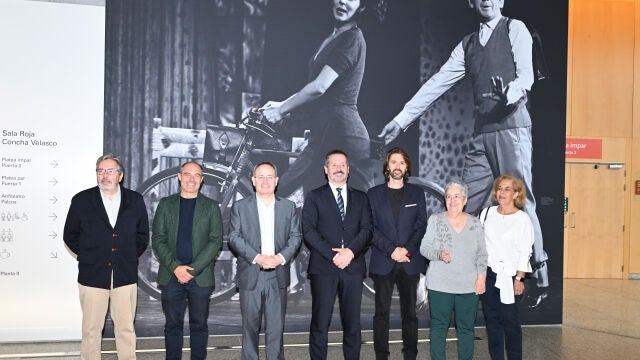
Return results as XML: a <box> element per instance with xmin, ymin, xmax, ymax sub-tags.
<box><xmin>420</xmin><ymin>180</ymin><xmax>488</xmax><ymax>360</ymax></box>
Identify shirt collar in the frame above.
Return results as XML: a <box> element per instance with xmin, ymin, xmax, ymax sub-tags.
<box><xmin>256</xmin><ymin>194</ymin><xmax>275</xmax><ymax>209</ymax></box>
<box><xmin>481</xmin><ymin>16</ymin><xmax>502</xmax><ymax>31</ymax></box>
<box><xmin>99</xmin><ymin>184</ymin><xmax>121</xmax><ymax>201</ymax></box>
<box><xmin>328</xmin><ymin>183</ymin><xmax>347</xmax><ymax>195</ymax></box>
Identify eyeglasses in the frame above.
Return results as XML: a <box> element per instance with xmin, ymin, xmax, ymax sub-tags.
<box><xmin>445</xmin><ymin>194</ymin><xmax>465</xmax><ymax>201</ymax></box>
<box><xmin>96</xmin><ymin>168</ymin><xmax>120</xmax><ymax>175</ymax></box>
<box><xmin>254</xmin><ymin>175</ymin><xmax>275</xmax><ymax>181</ymax></box>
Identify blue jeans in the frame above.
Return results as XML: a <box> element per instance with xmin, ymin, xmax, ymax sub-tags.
<box><xmin>161</xmin><ymin>277</ymin><xmax>213</xmax><ymax>360</ymax></box>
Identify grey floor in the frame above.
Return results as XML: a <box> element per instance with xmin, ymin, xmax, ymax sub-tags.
<box><xmin>1</xmin><ymin>279</ymin><xmax>638</xmax><ymax>359</ymax></box>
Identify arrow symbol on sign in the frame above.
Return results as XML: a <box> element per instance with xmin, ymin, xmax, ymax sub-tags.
<box><xmin>49</xmin><ymin>178</ymin><xmax>58</xmax><ymax>186</ymax></box>
<box><xmin>48</xmin><ymin>232</ymin><xmax>57</xmax><ymax>239</ymax></box>
<box><xmin>49</xmin><ymin>213</ymin><xmax>58</xmax><ymax>221</ymax></box>
<box><xmin>50</xmin><ymin>160</ymin><xmax>59</xmax><ymax>168</ymax></box>
<box><xmin>50</xmin><ymin>252</ymin><xmax>58</xmax><ymax>258</ymax></box>
<box><xmin>49</xmin><ymin>196</ymin><xmax>58</xmax><ymax>204</ymax></box>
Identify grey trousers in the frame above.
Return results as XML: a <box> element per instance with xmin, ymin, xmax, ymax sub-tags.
<box><xmin>462</xmin><ymin>127</ymin><xmax>549</xmax><ymax>287</ymax></box>
<box><xmin>239</xmin><ymin>270</ymin><xmax>287</xmax><ymax>360</ymax></box>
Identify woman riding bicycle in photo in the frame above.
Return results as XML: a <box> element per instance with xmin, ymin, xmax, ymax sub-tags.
<box><xmin>261</xmin><ymin>0</ymin><xmax>370</xmax><ymax>195</ymax></box>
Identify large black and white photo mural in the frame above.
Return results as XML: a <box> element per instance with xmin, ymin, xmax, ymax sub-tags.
<box><xmin>104</xmin><ymin>0</ymin><xmax>566</xmax><ymax>336</ymax></box>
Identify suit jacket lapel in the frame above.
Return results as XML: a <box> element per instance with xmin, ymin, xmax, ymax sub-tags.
<box><xmin>380</xmin><ymin>186</ymin><xmax>392</xmax><ymax>226</ymax></box>
<box><xmin>399</xmin><ymin>184</ymin><xmax>413</xmax><ymax>209</ymax></box>
<box><xmin>274</xmin><ymin>197</ymin><xmax>284</xmax><ymax>251</ymax></box>
<box><xmin>93</xmin><ymin>186</ymin><xmax>113</xmax><ymax>228</ymax></box>
<box><xmin>114</xmin><ymin>186</ymin><xmax>129</xmax><ymax>229</ymax></box>
<box><xmin>325</xmin><ymin>185</ymin><xmax>343</xmax><ymax>223</ymax></box>
<box><xmin>194</xmin><ymin>194</ymin><xmax>206</xmax><ymax>234</ymax></box>
<box><xmin>247</xmin><ymin>196</ymin><xmax>262</xmax><ymax>248</ymax></box>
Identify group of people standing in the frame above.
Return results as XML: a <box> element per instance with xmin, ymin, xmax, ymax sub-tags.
<box><xmin>64</xmin><ymin>156</ymin><xmax>225</xmax><ymax>360</ymax></box>
<box><xmin>63</xmin><ymin>0</ymin><xmax>545</xmax><ymax>359</ymax></box>
<box><xmin>419</xmin><ymin>173</ymin><xmax>534</xmax><ymax>360</ymax></box>
<box><xmin>64</xmin><ymin>148</ymin><xmax>534</xmax><ymax>360</ymax></box>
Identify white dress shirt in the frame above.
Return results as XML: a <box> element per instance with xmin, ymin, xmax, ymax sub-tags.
<box><xmin>253</xmin><ymin>196</ymin><xmax>286</xmax><ymax>265</ymax></box>
<box><xmin>328</xmin><ymin>183</ymin><xmax>348</xmax><ymax>213</ymax></box>
<box><xmin>257</xmin><ymin>196</ymin><xmax>275</xmax><ymax>255</ymax></box>
<box><xmin>99</xmin><ymin>185</ymin><xmax>121</xmax><ymax>228</ymax></box>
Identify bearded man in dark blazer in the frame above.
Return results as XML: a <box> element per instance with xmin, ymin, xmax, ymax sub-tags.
<box><xmin>367</xmin><ymin>147</ymin><xmax>428</xmax><ymax>360</ymax></box>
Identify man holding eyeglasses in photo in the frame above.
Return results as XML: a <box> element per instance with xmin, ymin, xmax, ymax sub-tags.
<box><xmin>64</xmin><ymin>154</ymin><xmax>149</xmax><ymax>360</ymax></box>
<box><xmin>152</xmin><ymin>161</ymin><xmax>223</xmax><ymax>360</ymax></box>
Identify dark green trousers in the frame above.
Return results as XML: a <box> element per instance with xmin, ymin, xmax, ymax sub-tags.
<box><xmin>428</xmin><ymin>290</ymin><xmax>479</xmax><ymax>360</ymax></box>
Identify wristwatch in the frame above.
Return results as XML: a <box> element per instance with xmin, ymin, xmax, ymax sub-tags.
<box><xmin>515</xmin><ymin>276</ymin><xmax>525</xmax><ymax>282</ymax></box>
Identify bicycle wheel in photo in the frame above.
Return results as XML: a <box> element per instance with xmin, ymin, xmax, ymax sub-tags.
<box><xmin>136</xmin><ymin>163</ymin><xmax>254</xmax><ymax>304</ymax></box>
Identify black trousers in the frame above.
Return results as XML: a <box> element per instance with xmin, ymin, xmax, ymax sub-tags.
<box><xmin>309</xmin><ymin>272</ymin><xmax>364</xmax><ymax>360</ymax></box>
<box><xmin>372</xmin><ymin>263</ymin><xmax>420</xmax><ymax>360</ymax></box>
<box><xmin>482</xmin><ymin>267</ymin><xmax>523</xmax><ymax>360</ymax></box>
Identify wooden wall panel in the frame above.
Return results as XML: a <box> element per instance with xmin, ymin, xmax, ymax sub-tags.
<box><xmin>569</xmin><ymin>0</ymin><xmax>634</xmax><ymax>137</ymax></box>
<box><xmin>567</xmin><ymin>0</ymin><xmax>640</xmax><ymax>278</ymax></box>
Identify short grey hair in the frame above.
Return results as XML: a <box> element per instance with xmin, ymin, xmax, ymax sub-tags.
<box><xmin>445</xmin><ymin>179</ymin><xmax>468</xmax><ymax>198</ymax></box>
<box><xmin>96</xmin><ymin>153</ymin><xmax>124</xmax><ymax>178</ymax></box>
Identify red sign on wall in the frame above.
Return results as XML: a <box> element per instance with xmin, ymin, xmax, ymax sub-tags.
<box><xmin>565</xmin><ymin>138</ymin><xmax>603</xmax><ymax>159</ymax></box>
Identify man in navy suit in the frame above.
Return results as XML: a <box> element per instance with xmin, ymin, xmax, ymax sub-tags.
<box><xmin>302</xmin><ymin>149</ymin><xmax>372</xmax><ymax>360</ymax></box>
<box><xmin>367</xmin><ymin>148</ymin><xmax>427</xmax><ymax>360</ymax></box>
<box><xmin>63</xmin><ymin>154</ymin><xmax>149</xmax><ymax>360</ymax></box>
<box><xmin>229</xmin><ymin>161</ymin><xmax>302</xmax><ymax>360</ymax></box>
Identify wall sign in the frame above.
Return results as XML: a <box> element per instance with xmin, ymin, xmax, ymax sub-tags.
<box><xmin>565</xmin><ymin>138</ymin><xmax>603</xmax><ymax>159</ymax></box>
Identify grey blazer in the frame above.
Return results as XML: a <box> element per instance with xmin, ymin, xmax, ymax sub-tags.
<box><xmin>228</xmin><ymin>195</ymin><xmax>302</xmax><ymax>290</ymax></box>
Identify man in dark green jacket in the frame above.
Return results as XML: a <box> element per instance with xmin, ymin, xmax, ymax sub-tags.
<box><xmin>152</xmin><ymin>161</ymin><xmax>223</xmax><ymax>360</ymax></box>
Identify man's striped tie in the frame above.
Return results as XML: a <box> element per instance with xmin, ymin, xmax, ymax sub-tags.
<box><xmin>336</xmin><ymin>187</ymin><xmax>345</xmax><ymax>222</ymax></box>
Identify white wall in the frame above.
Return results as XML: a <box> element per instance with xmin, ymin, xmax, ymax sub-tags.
<box><xmin>0</xmin><ymin>0</ymin><xmax>105</xmax><ymax>341</ymax></box>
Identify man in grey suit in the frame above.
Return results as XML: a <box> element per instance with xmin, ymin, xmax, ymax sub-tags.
<box><xmin>229</xmin><ymin>161</ymin><xmax>302</xmax><ymax>360</ymax></box>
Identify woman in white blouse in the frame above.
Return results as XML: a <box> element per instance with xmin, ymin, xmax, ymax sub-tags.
<box><xmin>480</xmin><ymin>174</ymin><xmax>534</xmax><ymax>360</ymax></box>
